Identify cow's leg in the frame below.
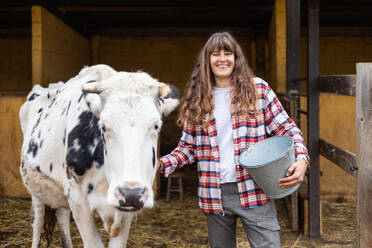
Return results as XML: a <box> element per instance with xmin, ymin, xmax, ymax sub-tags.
<box><xmin>69</xmin><ymin>202</ymin><xmax>104</xmax><ymax>248</ymax></box>
<box><xmin>31</xmin><ymin>196</ymin><xmax>45</xmax><ymax>248</ymax></box>
<box><xmin>56</xmin><ymin>207</ymin><xmax>73</xmax><ymax>248</ymax></box>
<box><xmin>108</xmin><ymin>213</ymin><xmax>134</xmax><ymax>248</ymax></box>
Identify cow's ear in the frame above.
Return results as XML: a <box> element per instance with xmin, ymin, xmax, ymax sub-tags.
<box><xmin>159</xmin><ymin>84</ymin><xmax>180</xmax><ymax>116</ymax></box>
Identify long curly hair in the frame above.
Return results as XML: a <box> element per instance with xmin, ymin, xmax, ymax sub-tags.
<box><xmin>177</xmin><ymin>32</ymin><xmax>257</xmax><ymax>127</ymax></box>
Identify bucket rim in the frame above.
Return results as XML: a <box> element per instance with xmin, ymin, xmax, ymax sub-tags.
<box><xmin>239</xmin><ymin>136</ymin><xmax>294</xmax><ymax>169</ymax></box>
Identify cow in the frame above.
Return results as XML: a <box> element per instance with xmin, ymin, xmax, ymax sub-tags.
<box><xmin>19</xmin><ymin>64</ymin><xmax>179</xmax><ymax>248</ymax></box>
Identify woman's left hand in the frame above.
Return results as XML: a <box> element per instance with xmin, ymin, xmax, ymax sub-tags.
<box><xmin>277</xmin><ymin>158</ymin><xmax>308</xmax><ymax>188</ymax></box>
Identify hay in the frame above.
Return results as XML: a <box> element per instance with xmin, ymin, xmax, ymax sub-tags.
<box><xmin>0</xmin><ymin>193</ymin><xmax>356</xmax><ymax>247</ymax></box>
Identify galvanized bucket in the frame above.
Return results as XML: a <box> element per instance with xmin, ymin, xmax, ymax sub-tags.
<box><xmin>239</xmin><ymin>136</ymin><xmax>299</xmax><ymax>199</ymax></box>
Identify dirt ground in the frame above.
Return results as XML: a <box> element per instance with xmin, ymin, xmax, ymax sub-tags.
<box><xmin>0</xmin><ymin>188</ymin><xmax>356</xmax><ymax>248</ymax></box>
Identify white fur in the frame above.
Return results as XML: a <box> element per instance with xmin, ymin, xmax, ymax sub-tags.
<box><xmin>20</xmin><ymin>64</ymin><xmax>179</xmax><ymax>248</ymax></box>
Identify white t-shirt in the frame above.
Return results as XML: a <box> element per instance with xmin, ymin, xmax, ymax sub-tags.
<box><xmin>212</xmin><ymin>87</ymin><xmax>237</xmax><ymax>183</ymax></box>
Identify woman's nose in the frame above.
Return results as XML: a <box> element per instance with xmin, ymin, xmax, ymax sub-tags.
<box><xmin>218</xmin><ymin>55</ymin><xmax>227</xmax><ymax>61</ymax></box>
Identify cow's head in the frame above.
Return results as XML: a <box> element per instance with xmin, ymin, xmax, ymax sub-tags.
<box><xmin>81</xmin><ymin>71</ymin><xmax>179</xmax><ymax>211</ymax></box>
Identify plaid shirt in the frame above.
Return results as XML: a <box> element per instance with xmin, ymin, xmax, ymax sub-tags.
<box><xmin>160</xmin><ymin>78</ymin><xmax>309</xmax><ymax>215</ymax></box>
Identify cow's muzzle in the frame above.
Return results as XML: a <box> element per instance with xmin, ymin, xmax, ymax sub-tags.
<box><xmin>115</xmin><ymin>185</ymin><xmax>148</xmax><ymax>212</ymax></box>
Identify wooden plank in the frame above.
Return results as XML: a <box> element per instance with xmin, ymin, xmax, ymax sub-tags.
<box><xmin>319</xmin><ymin>75</ymin><xmax>356</xmax><ymax>96</ymax></box>
<box><xmin>286</xmin><ymin>0</ymin><xmax>301</xmax><ymax>93</ymax></box>
<box><xmin>0</xmin><ymin>95</ymin><xmax>29</xmax><ymax>198</ymax></box>
<box><xmin>32</xmin><ymin>6</ymin><xmax>42</xmax><ymax>86</ymax></box>
<box><xmin>307</xmin><ymin>0</ymin><xmax>321</xmax><ymax>238</ymax></box>
<box><xmin>356</xmin><ymin>63</ymin><xmax>372</xmax><ymax>248</ymax></box>
<box><xmin>319</xmin><ymin>139</ymin><xmax>357</xmax><ymax>177</ymax></box>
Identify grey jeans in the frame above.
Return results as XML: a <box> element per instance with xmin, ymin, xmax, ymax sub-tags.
<box><xmin>206</xmin><ymin>183</ymin><xmax>281</xmax><ymax>248</ymax></box>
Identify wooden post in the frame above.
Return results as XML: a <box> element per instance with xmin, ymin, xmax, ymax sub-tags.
<box><xmin>286</xmin><ymin>0</ymin><xmax>301</xmax><ymax>93</ymax></box>
<box><xmin>356</xmin><ymin>63</ymin><xmax>372</xmax><ymax>248</ymax></box>
<box><xmin>286</xmin><ymin>0</ymin><xmax>301</xmax><ymax>231</ymax></box>
<box><xmin>307</xmin><ymin>0</ymin><xmax>321</xmax><ymax>238</ymax></box>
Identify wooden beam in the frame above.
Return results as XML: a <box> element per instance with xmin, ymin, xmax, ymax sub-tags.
<box><xmin>286</xmin><ymin>0</ymin><xmax>301</xmax><ymax>93</ymax></box>
<box><xmin>319</xmin><ymin>75</ymin><xmax>356</xmax><ymax>96</ymax></box>
<box><xmin>307</xmin><ymin>0</ymin><xmax>321</xmax><ymax>238</ymax></box>
<box><xmin>319</xmin><ymin>139</ymin><xmax>357</xmax><ymax>177</ymax></box>
<box><xmin>32</xmin><ymin>1</ymin><xmax>89</xmax><ymax>39</ymax></box>
<box><xmin>356</xmin><ymin>63</ymin><xmax>372</xmax><ymax>248</ymax></box>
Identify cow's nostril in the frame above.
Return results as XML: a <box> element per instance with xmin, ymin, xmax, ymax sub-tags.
<box><xmin>119</xmin><ymin>186</ymin><xmax>145</xmax><ymax>198</ymax></box>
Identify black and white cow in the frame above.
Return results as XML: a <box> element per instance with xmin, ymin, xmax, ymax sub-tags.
<box><xmin>19</xmin><ymin>64</ymin><xmax>179</xmax><ymax>248</ymax></box>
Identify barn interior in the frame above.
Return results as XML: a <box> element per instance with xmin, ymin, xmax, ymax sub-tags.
<box><xmin>1</xmin><ymin>0</ymin><xmax>372</xmax><ymax>247</ymax></box>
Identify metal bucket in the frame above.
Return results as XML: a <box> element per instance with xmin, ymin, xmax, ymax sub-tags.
<box><xmin>239</xmin><ymin>136</ymin><xmax>299</xmax><ymax>199</ymax></box>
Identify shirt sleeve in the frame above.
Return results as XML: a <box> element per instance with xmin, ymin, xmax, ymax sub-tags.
<box><xmin>159</xmin><ymin>120</ymin><xmax>197</xmax><ymax>177</ymax></box>
<box><xmin>263</xmin><ymin>83</ymin><xmax>310</xmax><ymax>163</ymax></box>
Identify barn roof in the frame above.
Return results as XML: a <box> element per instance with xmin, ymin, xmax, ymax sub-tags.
<box><xmin>1</xmin><ymin>0</ymin><xmax>372</xmax><ymax>37</ymax></box>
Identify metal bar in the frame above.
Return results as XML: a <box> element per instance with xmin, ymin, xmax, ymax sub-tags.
<box><xmin>307</xmin><ymin>0</ymin><xmax>321</xmax><ymax>238</ymax></box>
<box><xmin>356</xmin><ymin>63</ymin><xmax>372</xmax><ymax>248</ymax></box>
<box><xmin>319</xmin><ymin>139</ymin><xmax>357</xmax><ymax>177</ymax></box>
<box><xmin>319</xmin><ymin>75</ymin><xmax>356</xmax><ymax>96</ymax></box>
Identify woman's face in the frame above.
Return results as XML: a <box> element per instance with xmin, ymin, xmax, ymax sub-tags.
<box><xmin>210</xmin><ymin>49</ymin><xmax>235</xmax><ymax>82</ymax></box>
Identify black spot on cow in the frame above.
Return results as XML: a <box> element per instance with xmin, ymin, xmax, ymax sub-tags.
<box><xmin>47</xmin><ymin>92</ymin><xmax>50</xmax><ymax>99</ymax></box>
<box><xmin>63</xmin><ymin>129</ymin><xmax>66</xmax><ymax>145</ymax></box>
<box><xmin>88</xmin><ymin>183</ymin><xmax>94</xmax><ymax>194</ymax></box>
<box><xmin>27</xmin><ymin>139</ymin><xmax>38</xmax><ymax>157</ymax></box>
<box><xmin>39</xmin><ymin>139</ymin><xmax>43</xmax><ymax>148</ymax></box>
<box><xmin>28</xmin><ymin>93</ymin><xmax>40</xmax><ymax>101</ymax></box>
<box><xmin>21</xmin><ymin>161</ymin><xmax>26</xmax><ymax>176</ymax></box>
<box><xmin>66</xmin><ymin>101</ymin><xmax>71</xmax><ymax>116</ymax></box>
<box><xmin>38</xmin><ymin>108</ymin><xmax>43</xmax><ymax>113</ymax></box>
<box><xmin>31</xmin><ymin>114</ymin><xmax>42</xmax><ymax>135</ymax></box>
<box><xmin>49</xmin><ymin>162</ymin><xmax>53</xmax><ymax>173</ymax></box>
<box><xmin>61</xmin><ymin>107</ymin><xmax>66</xmax><ymax>116</ymax></box>
<box><xmin>152</xmin><ymin>147</ymin><xmax>156</xmax><ymax>168</ymax></box>
<box><xmin>36</xmin><ymin>166</ymin><xmax>41</xmax><ymax>173</ymax></box>
<box><xmin>48</xmin><ymin>98</ymin><xmax>56</xmax><ymax>108</ymax></box>
<box><xmin>66</xmin><ymin>111</ymin><xmax>104</xmax><ymax>176</ymax></box>
<box><xmin>78</xmin><ymin>92</ymin><xmax>86</xmax><ymax>103</ymax></box>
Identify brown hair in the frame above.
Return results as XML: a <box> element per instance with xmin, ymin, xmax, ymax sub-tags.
<box><xmin>177</xmin><ymin>32</ymin><xmax>256</xmax><ymax>127</ymax></box>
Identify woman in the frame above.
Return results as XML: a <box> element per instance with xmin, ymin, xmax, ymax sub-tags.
<box><xmin>159</xmin><ymin>32</ymin><xmax>309</xmax><ymax>248</ymax></box>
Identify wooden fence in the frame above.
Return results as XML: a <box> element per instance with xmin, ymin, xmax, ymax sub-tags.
<box><xmin>280</xmin><ymin>63</ymin><xmax>372</xmax><ymax>247</ymax></box>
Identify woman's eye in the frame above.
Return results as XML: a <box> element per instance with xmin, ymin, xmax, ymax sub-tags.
<box><xmin>154</xmin><ymin>125</ymin><xmax>159</xmax><ymax>130</ymax></box>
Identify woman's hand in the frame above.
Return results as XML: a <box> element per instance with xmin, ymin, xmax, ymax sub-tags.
<box><xmin>157</xmin><ymin>159</ymin><xmax>165</xmax><ymax>174</ymax></box>
<box><xmin>277</xmin><ymin>158</ymin><xmax>308</xmax><ymax>188</ymax></box>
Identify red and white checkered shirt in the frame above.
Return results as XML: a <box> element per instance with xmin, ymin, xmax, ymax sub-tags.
<box><xmin>159</xmin><ymin>78</ymin><xmax>309</xmax><ymax>215</ymax></box>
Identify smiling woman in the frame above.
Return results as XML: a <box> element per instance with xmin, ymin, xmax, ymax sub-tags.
<box><xmin>210</xmin><ymin>49</ymin><xmax>235</xmax><ymax>86</ymax></box>
<box><xmin>159</xmin><ymin>32</ymin><xmax>309</xmax><ymax>248</ymax></box>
